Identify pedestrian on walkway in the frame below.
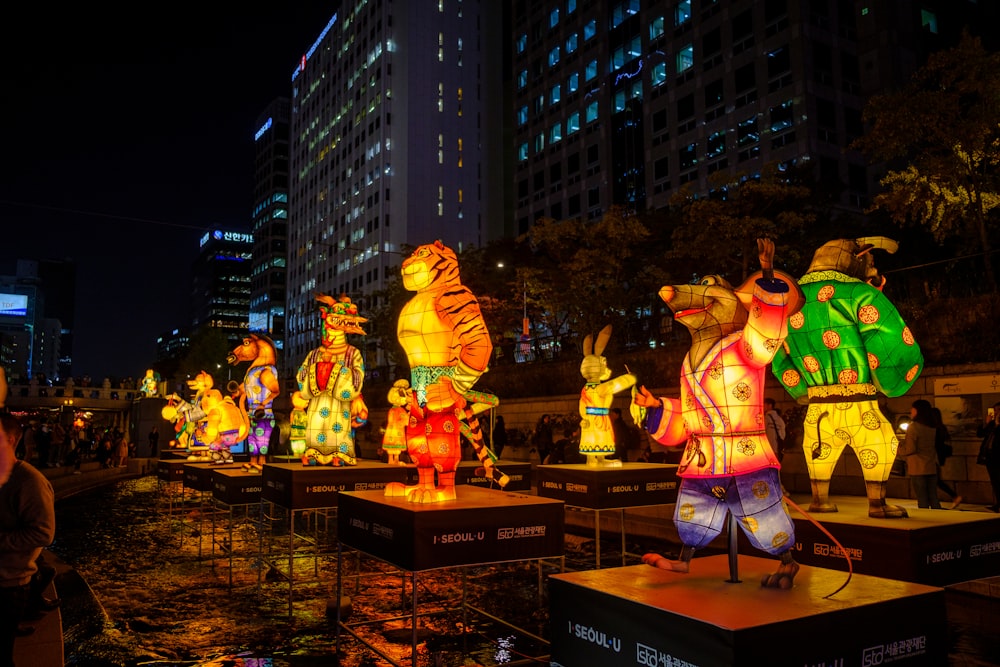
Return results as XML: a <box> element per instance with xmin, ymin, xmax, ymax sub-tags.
<box><xmin>0</xmin><ymin>413</ymin><xmax>56</xmax><ymax>667</ymax></box>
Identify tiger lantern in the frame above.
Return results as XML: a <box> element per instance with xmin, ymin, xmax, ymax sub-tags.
<box><xmin>385</xmin><ymin>240</ymin><xmax>506</xmax><ymax>503</ymax></box>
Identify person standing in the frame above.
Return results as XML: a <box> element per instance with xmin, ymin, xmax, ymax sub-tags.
<box><xmin>976</xmin><ymin>403</ymin><xmax>1000</xmax><ymax>512</ymax></box>
<box><xmin>148</xmin><ymin>426</ymin><xmax>159</xmax><ymax>458</ymax></box>
<box><xmin>532</xmin><ymin>414</ymin><xmax>554</xmax><ymax>465</ymax></box>
<box><xmin>763</xmin><ymin>397</ymin><xmax>787</xmax><ymax>462</ymax></box>
<box><xmin>898</xmin><ymin>399</ymin><xmax>942</xmax><ymax>509</ymax></box>
<box><xmin>490</xmin><ymin>415</ymin><xmax>508</xmax><ymax>459</ymax></box>
<box><xmin>0</xmin><ymin>413</ymin><xmax>56</xmax><ymax>667</ymax></box>
<box><xmin>931</xmin><ymin>407</ymin><xmax>961</xmax><ymax>509</ymax></box>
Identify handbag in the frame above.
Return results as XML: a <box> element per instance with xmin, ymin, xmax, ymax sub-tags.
<box><xmin>890</xmin><ymin>458</ymin><xmax>907</xmax><ymax>477</ymax></box>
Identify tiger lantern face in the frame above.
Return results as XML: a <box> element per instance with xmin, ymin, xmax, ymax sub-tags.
<box><xmin>401</xmin><ymin>240</ymin><xmax>460</xmax><ymax>292</ymax></box>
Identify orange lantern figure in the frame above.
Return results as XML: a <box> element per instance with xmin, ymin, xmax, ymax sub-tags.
<box><xmin>771</xmin><ymin>238</ymin><xmax>923</xmax><ymax>518</ymax></box>
<box><xmin>382</xmin><ymin>379</ymin><xmax>411</xmax><ymax>465</ymax></box>
<box><xmin>386</xmin><ymin>241</ymin><xmax>505</xmax><ymax>503</ymax></box>
<box><xmin>227</xmin><ymin>334</ymin><xmax>280</xmax><ymax>473</ymax></box>
<box><xmin>291</xmin><ymin>294</ymin><xmax>367</xmax><ymax>466</ymax></box>
<box><xmin>632</xmin><ymin>239</ymin><xmax>804</xmax><ymax>587</ymax></box>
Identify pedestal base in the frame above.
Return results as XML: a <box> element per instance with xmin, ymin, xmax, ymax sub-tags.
<box><xmin>760</xmin><ymin>494</ymin><xmax>1000</xmax><ymax>585</ymax></box>
<box><xmin>550</xmin><ymin>555</ymin><xmax>946</xmax><ymax>667</ymax></box>
<box><xmin>338</xmin><ymin>486</ymin><xmax>565</xmax><ymax>571</ymax></box>
<box><xmin>536</xmin><ymin>462</ymin><xmax>679</xmax><ymax>508</ymax></box>
<box><xmin>261</xmin><ymin>461</ymin><xmax>411</xmax><ymax>509</ymax></box>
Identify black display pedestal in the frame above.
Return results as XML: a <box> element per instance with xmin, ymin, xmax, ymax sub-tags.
<box><xmin>536</xmin><ymin>463</ymin><xmax>679</xmax><ymax>568</ymax></box>
<box><xmin>769</xmin><ymin>494</ymin><xmax>1000</xmax><ymax>585</ymax></box>
<box><xmin>455</xmin><ymin>459</ymin><xmax>533</xmax><ymax>491</ymax></box>
<box><xmin>336</xmin><ymin>487</ymin><xmax>566</xmax><ymax>666</ymax></box>
<box><xmin>549</xmin><ymin>555</ymin><xmax>947</xmax><ymax>667</ymax></box>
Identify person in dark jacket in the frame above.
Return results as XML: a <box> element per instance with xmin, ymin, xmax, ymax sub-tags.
<box><xmin>898</xmin><ymin>399</ymin><xmax>941</xmax><ymax>509</ymax></box>
<box><xmin>0</xmin><ymin>413</ymin><xmax>56</xmax><ymax>666</ymax></box>
<box><xmin>976</xmin><ymin>402</ymin><xmax>1000</xmax><ymax>512</ymax></box>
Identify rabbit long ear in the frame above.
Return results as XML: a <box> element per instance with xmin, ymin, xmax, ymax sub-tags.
<box><xmin>582</xmin><ymin>334</ymin><xmax>594</xmax><ymax>356</ymax></box>
<box><xmin>594</xmin><ymin>325</ymin><xmax>612</xmax><ymax>356</ymax></box>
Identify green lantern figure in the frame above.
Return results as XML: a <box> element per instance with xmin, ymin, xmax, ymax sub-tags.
<box><xmin>772</xmin><ymin>238</ymin><xmax>923</xmax><ymax>519</ymax></box>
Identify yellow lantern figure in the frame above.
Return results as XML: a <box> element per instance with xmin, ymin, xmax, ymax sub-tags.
<box><xmin>382</xmin><ymin>379</ymin><xmax>411</xmax><ymax>465</ymax></box>
<box><xmin>386</xmin><ymin>241</ymin><xmax>505</xmax><ymax>503</ymax></box>
<box><xmin>771</xmin><ymin>238</ymin><xmax>923</xmax><ymax>518</ymax></box>
<box><xmin>578</xmin><ymin>325</ymin><xmax>636</xmax><ymax>467</ymax></box>
<box><xmin>168</xmin><ymin>371</ymin><xmax>249</xmax><ymax>464</ymax></box>
<box><xmin>632</xmin><ymin>239</ymin><xmax>804</xmax><ymax>587</ymax></box>
<box><xmin>291</xmin><ymin>294</ymin><xmax>367</xmax><ymax>466</ymax></box>
<box><xmin>139</xmin><ymin>369</ymin><xmax>160</xmax><ymax>398</ymax></box>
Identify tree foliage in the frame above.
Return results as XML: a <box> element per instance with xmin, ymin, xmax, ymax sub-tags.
<box><xmin>852</xmin><ymin>32</ymin><xmax>1000</xmax><ymax>290</ymax></box>
<box><xmin>666</xmin><ymin>163</ymin><xmax>817</xmax><ymax>281</ymax></box>
<box><xmin>518</xmin><ymin>206</ymin><xmax>670</xmax><ymax>350</ymax></box>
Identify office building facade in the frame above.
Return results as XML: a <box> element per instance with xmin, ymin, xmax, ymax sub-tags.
<box><xmin>510</xmin><ymin>0</ymin><xmax>995</xmax><ymax>230</ymax></box>
<box><xmin>284</xmin><ymin>1</ymin><xmax>506</xmax><ymax>372</ymax></box>
<box><xmin>191</xmin><ymin>229</ymin><xmax>254</xmax><ymax>348</ymax></box>
<box><xmin>250</xmin><ymin>97</ymin><xmax>292</xmax><ymax>353</ymax></box>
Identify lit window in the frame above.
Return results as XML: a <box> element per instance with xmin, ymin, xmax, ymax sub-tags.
<box><xmin>651</xmin><ymin>62</ymin><xmax>667</xmax><ymax>86</ymax></box>
<box><xmin>438</xmin><ymin>150</ymin><xmax>444</xmax><ymax>164</ymax></box>
<box><xmin>611</xmin><ymin>0</ymin><xmax>639</xmax><ymax>29</ymax></box>
<box><xmin>518</xmin><ymin>69</ymin><xmax>528</xmax><ymax>89</ymax></box>
<box><xmin>518</xmin><ymin>142</ymin><xmax>529</xmax><ymax>161</ymax></box>
<box><xmin>550</xmin><ymin>84</ymin><xmax>561</xmax><ymax>105</ymax></box>
<box><xmin>921</xmin><ymin>9</ymin><xmax>938</xmax><ymax>34</ymax></box>
<box><xmin>770</xmin><ymin>100</ymin><xmax>794</xmax><ymax>132</ymax></box>
<box><xmin>549</xmin><ymin>122</ymin><xmax>563</xmax><ymax>144</ymax></box>
<box><xmin>567</xmin><ymin>0</ymin><xmax>577</xmax><ymax>14</ymax></box>
<box><xmin>675</xmin><ymin>1</ymin><xmax>692</xmax><ymax>26</ymax></box>
<box><xmin>568</xmin><ymin>72</ymin><xmax>579</xmax><ymax>93</ymax></box>
<box><xmin>438</xmin><ymin>48</ymin><xmax>444</xmax><ymax>62</ymax></box>
<box><xmin>614</xmin><ymin>90</ymin><xmax>626</xmax><ymax>113</ymax></box>
<box><xmin>534</xmin><ymin>133</ymin><xmax>545</xmax><ymax>152</ymax></box>
<box><xmin>550</xmin><ymin>8</ymin><xmax>559</xmax><ymax>28</ymax></box>
<box><xmin>586</xmin><ymin>100</ymin><xmax>598</xmax><ymax>123</ymax></box>
<box><xmin>549</xmin><ymin>46</ymin><xmax>560</xmax><ymax>67</ymax></box>
<box><xmin>706</xmin><ymin>130</ymin><xmax>726</xmax><ymax>158</ymax></box>
<box><xmin>649</xmin><ymin>15</ymin><xmax>665</xmax><ymax>40</ymax></box>
<box><xmin>516</xmin><ymin>33</ymin><xmax>527</xmax><ymax>53</ymax></box>
<box><xmin>517</xmin><ymin>105</ymin><xmax>528</xmax><ymax>126</ymax></box>
<box><xmin>737</xmin><ymin>116</ymin><xmax>758</xmax><ymax>145</ymax></box>
<box><xmin>583</xmin><ymin>19</ymin><xmax>596</xmax><ymax>40</ymax></box>
<box><xmin>567</xmin><ymin>111</ymin><xmax>580</xmax><ymax>135</ymax></box>
<box><xmin>566</xmin><ymin>33</ymin><xmax>578</xmax><ymax>54</ymax></box>
<box><xmin>585</xmin><ymin>59</ymin><xmax>598</xmax><ymax>82</ymax></box>
<box><xmin>680</xmin><ymin>142</ymin><xmax>697</xmax><ymax>170</ymax></box>
<box><xmin>677</xmin><ymin>44</ymin><xmax>694</xmax><ymax>72</ymax></box>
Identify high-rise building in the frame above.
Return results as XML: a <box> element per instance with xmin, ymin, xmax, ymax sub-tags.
<box><xmin>510</xmin><ymin>0</ymin><xmax>997</xmax><ymax>230</ymax></box>
<box><xmin>0</xmin><ymin>259</ymin><xmax>70</xmax><ymax>382</ymax></box>
<box><xmin>285</xmin><ymin>3</ymin><xmax>506</xmax><ymax>372</ymax></box>
<box><xmin>250</xmin><ymin>98</ymin><xmax>291</xmax><ymax>353</ymax></box>
<box><xmin>191</xmin><ymin>229</ymin><xmax>254</xmax><ymax>348</ymax></box>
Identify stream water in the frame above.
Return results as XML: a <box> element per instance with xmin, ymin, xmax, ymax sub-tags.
<box><xmin>51</xmin><ymin>476</ymin><xmax>1000</xmax><ymax>666</ymax></box>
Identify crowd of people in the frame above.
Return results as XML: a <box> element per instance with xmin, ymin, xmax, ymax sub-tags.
<box><xmin>15</xmin><ymin>421</ymin><xmax>131</xmax><ymax>473</ymax></box>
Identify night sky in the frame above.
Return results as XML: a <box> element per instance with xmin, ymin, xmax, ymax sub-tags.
<box><xmin>0</xmin><ymin>4</ymin><xmax>338</xmax><ymax>380</ymax></box>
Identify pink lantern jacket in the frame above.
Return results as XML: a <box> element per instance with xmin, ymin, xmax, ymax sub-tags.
<box><xmin>645</xmin><ymin>278</ymin><xmax>794</xmax><ymax>478</ymax></box>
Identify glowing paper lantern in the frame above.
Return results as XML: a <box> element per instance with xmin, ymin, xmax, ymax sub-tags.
<box><xmin>167</xmin><ymin>371</ymin><xmax>249</xmax><ymax>464</ymax></box>
<box><xmin>138</xmin><ymin>369</ymin><xmax>160</xmax><ymax>398</ymax></box>
<box><xmin>771</xmin><ymin>237</ymin><xmax>923</xmax><ymax>518</ymax></box>
<box><xmin>578</xmin><ymin>325</ymin><xmax>636</xmax><ymax>467</ymax></box>
<box><xmin>228</xmin><ymin>334</ymin><xmax>280</xmax><ymax>473</ymax></box>
<box><xmin>633</xmin><ymin>240</ymin><xmax>803</xmax><ymax>586</ymax></box>
<box><xmin>382</xmin><ymin>379</ymin><xmax>411</xmax><ymax>465</ymax></box>
<box><xmin>386</xmin><ymin>241</ymin><xmax>505</xmax><ymax>503</ymax></box>
<box><xmin>291</xmin><ymin>295</ymin><xmax>367</xmax><ymax>466</ymax></box>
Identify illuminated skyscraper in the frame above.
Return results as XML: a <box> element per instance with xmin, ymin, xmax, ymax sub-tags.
<box><xmin>191</xmin><ymin>229</ymin><xmax>254</xmax><ymax>349</ymax></box>
<box><xmin>285</xmin><ymin>3</ymin><xmax>506</xmax><ymax>371</ymax></box>
<box><xmin>249</xmin><ymin>97</ymin><xmax>291</xmax><ymax>353</ymax></box>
